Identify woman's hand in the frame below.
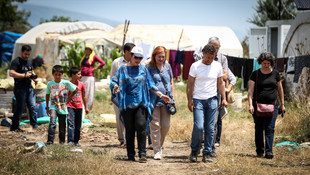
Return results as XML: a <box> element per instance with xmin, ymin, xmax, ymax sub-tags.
<box><xmin>249</xmin><ymin>105</ymin><xmax>254</xmax><ymax>114</ymax></box>
<box><xmin>161</xmin><ymin>95</ymin><xmax>171</xmax><ymax>104</ymax></box>
<box><xmin>280</xmin><ymin>104</ymin><xmax>285</xmax><ymax>114</ymax></box>
<box><xmin>113</xmin><ymin>85</ymin><xmax>120</xmax><ymax>94</ymax></box>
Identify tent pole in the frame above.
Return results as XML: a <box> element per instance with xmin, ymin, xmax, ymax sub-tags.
<box><xmin>121</xmin><ymin>20</ymin><xmax>130</xmax><ymax>54</ymax></box>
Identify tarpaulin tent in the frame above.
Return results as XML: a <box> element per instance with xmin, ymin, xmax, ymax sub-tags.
<box><xmin>0</xmin><ymin>31</ymin><xmax>22</xmax><ymax>64</ymax></box>
<box><xmin>12</xmin><ymin>21</ymin><xmax>113</xmax><ymax>62</ymax></box>
<box><xmin>106</xmin><ymin>24</ymin><xmax>243</xmax><ymax>57</ymax></box>
<box><xmin>283</xmin><ymin>11</ymin><xmax>310</xmax><ymax>57</ymax></box>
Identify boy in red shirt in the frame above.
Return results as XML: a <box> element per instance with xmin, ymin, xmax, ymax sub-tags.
<box><xmin>67</xmin><ymin>67</ymin><xmax>89</xmax><ymax>146</ymax></box>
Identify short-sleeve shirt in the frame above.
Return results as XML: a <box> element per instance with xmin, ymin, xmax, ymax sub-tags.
<box><xmin>215</xmin><ymin>53</ymin><xmax>228</xmax><ymax>70</ymax></box>
<box><xmin>250</xmin><ymin>69</ymin><xmax>280</xmax><ymax>104</ymax></box>
<box><xmin>146</xmin><ymin>63</ymin><xmax>173</xmax><ymax>106</ymax></box>
<box><xmin>67</xmin><ymin>81</ymin><xmax>86</xmax><ymax>109</ymax></box>
<box><xmin>46</xmin><ymin>80</ymin><xmax>77</xmax><ymax>114</ymax></box>
<box><xmin>189</xmin><ymin>60</ymin><xmax>223</xmax><ymax>100</ymax></box>
<box><xmin>10</xmin><ymin>57</ymin><xmax>33</xmax><ymax>89</ymax></box>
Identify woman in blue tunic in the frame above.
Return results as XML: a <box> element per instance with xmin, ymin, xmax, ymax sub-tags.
<box><xmin>110</xmin><ymin>46</ymin><xmax>171</xmax><ymax>162</ymax></box>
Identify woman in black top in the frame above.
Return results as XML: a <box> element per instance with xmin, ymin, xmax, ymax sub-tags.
<box><xmin>248</xmin><ymin>52</ymin><xmax>285</xmax><ymax>159</ymax></box>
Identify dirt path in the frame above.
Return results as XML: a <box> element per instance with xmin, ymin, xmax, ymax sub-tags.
<box><xmin>0</xmin><ymin>118</ymin><xmax>309</xmax><ymax>175</ymax></box>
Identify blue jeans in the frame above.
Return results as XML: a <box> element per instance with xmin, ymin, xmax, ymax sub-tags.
<box><xmin>191</xmin><ymin>97</ymin><xmax>218</xmax><ymax>154</ymax></box>
<box><xmin>67</xmin><ymin>108</ymin><xmax>82</xmax><ymax>143</ymax></box>
<box><xmin>253</xmin><ymin>105</ymin><xmax>278</xmax><ymax>155</ymax></box>
<box><xmin>47</xmin><ymin>110</ymin><xmax>67</xmax><ymax>144</ymax></box>
<box><xmin>11</xmin><ymin>88</ymin><xmax>37</xmax><ymax>129</ymax></box>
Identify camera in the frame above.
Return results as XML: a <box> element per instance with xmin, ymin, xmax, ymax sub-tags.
<box><xmin>167</xmin><ymin>103</ymin><xmax>177</xmax><ymax>115</ymax></box>
<box><xmin>29</xmin><ymin>74</ymin><xmax>38</xmax><ymax>79</ymax></box>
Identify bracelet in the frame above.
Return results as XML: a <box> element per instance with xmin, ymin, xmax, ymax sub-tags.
<box><xmin>45</xmin><ymin>107</ymin><xmax>49</xmax><ymax>110</ymax></box>
<box><xmin>24</xmin><ymin>72</ymin><xmax>27</xmax><ymax>78</ymax></box>
<box><xmin>159</xmin><ymin>94</ymin><xmax>163</xmax><ymax>98</ymax></box>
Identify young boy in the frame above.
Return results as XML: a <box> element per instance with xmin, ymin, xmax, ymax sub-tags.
<box><xmin>46</xmin><ymin>65</ymin><xmax>78</xmax><ymax>145</ymax></box>
<box><xmin>67</xmin><ymin>67</ymin><xmax>89</xmax><ymax>146</ymax></box>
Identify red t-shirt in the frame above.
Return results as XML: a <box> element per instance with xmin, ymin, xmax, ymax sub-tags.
<box><xmin>67</xmin><ymin>80</ymin><xmax>86</xmax><ymax>109</ymax></box>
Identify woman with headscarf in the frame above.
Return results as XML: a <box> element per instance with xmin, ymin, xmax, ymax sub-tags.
<box><xmin>80</xmin><ymin>43</ymin><xmax>105</xmax><ymax>110</ymax></box>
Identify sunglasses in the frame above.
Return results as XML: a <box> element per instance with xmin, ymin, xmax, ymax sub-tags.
<box><xmin>134</xmin><ymin>56</ymin><xmax>143</xmax><ymax>60</ymax></box>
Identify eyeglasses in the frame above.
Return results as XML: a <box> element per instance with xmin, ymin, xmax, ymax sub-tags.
<box><xmin>134</xmin><ymin>56</ymin><xmax>143</xmax><ymax>60</ymax></box>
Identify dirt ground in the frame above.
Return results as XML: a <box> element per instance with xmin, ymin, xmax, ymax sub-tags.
<box><xmin>0</xmin><ymin>118</ymin><xmax>309</xmax><ymax>175</ymax></box>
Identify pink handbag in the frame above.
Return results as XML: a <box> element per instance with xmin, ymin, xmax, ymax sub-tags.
<box><xmin>256</xmin><ymin>103</ymin><xmax>275</xmax><ymax>117</ymax></box>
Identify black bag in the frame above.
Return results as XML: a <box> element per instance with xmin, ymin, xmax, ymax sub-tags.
<box><xmin>157</xmin><ymin>67</ymin><xmax>177</xmax><ymax>115</ymax></box>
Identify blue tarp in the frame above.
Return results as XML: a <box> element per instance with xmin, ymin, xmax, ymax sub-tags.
<box><xmin>0</xmin><ymin>31</ymin><xmax>23</xmax><ymax>63</ymax></box>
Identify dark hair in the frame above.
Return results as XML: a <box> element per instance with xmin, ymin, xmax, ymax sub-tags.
<box><xmin>52</xmin><ymin>65</ymin><xmax>64</xmax><ymax>74</ymax></box>
<box><xmin>21</xmin><ymin>45</ymin><xmax>31</xmax><ymax>52</ymax></box>
<box><xmin>123</xmin><ymin>43</ymin><xmax>135</xmax><ymax>52</ymax></box>
<box><xmin>202</xmin><ymin>44</ymin><xmax>216</xmax><ymax>54</ymax></box>
<box><xmin>69</xmin><ymin>67</ymin><xmax>81</xmax><ymax>77</ymax></box>
<box><xmin>257</xmin><ymin>52</ymin><xmax>274</xmax><ymax>67</ymax></box>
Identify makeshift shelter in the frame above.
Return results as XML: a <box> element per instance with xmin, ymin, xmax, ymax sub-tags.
<box><xmin>0</xmin><ymin>31</ymin><xmax>22</xmax><ymax>64</ymax></box>
<box><xmin>12</xmin><ymin>21</ymin><xmax>114</xmax><ymax>63</ymax></box>
<box><xmin>282</xmin><ymin>11</ymin><xmax>310</xmax><ymax>56</ymax></box>
<box><xmin>106</xmin><ymin>24</ymin><xmax>243</xmax><ymax>57</ymax></box>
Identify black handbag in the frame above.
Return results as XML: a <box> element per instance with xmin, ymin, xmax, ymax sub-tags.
<box><xmin>157</xmin><ymin>67</ymin><xmax>177</xmax><ymax>115</ymax></box>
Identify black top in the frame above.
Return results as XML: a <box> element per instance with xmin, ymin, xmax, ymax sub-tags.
<box><xmin>250</xmin><ymin>69</ymin><xmax>280</xmax><ymax>104</ymax></box>
<box><xmin>10</xmin><ymin>57</ymin><xmax>33</xmax><ymax>89</ymax></box>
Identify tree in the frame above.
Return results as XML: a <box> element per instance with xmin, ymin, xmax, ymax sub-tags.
<box><xmin>248</xmin><ymin>0</ymin><xmax>297</xmax><ymax>27</ymax></box>
<box><xmin>39</xmin><ymin>16</ymin><xmax>78</xmax><ymax>24</ymax></box>
<box><xmin>0</xmin><ymin>0</ymin><xmax>31</xmax><ymax>33</ymax></box>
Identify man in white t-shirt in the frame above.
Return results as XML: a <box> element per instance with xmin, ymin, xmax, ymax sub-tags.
<box><xmin>187</xmin><ymin>44</ymin><xmax>228</xmax><ymax>163</ymax></box>
<box><xmin>110</xmin><ymin>43</ymin><xmax>135</xmax><ymax>147</ymax></box>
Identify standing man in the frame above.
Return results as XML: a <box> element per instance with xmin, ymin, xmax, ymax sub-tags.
<box><xmin>110</xmin><ymin>43</ymin><xmax>135</xmax><ymax>147</ymax></box>
<box><xmin>208</xmin><ymin>37</ymin><xmax>228</xmax><ymax>155</ymax></box>
<box><xmin>9</xmin><ymin>45</ymin><xmax>38</xmax><ymax>132</ymax></box>
<box><xmin>187</xmin><ymin>44</ymin><xmax>227</xmax><ymax>163</ymax></box>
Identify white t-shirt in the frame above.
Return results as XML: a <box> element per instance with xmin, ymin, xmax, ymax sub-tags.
<box><xmin>189</xmin><ymin>60</ymin><xmax>223</xmax><ymax>100</ymax></box>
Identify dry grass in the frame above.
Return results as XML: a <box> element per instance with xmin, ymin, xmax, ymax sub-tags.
<box><xmin>0</xmin><ymin>145</ymin><xmax>121</xmax><ymax>175</ymax></box>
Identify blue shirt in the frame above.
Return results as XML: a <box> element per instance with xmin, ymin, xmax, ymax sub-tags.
<box><xmin>110</xmin><ymin>64</ymin><xmax>158</xmax><ymax>123</ymax></box>
<box><xmin>146</xmin><ymin>63</ymin><xmax>173</xmax><ymax>106</ymax></box>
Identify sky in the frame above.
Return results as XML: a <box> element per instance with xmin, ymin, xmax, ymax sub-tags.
<box><xmin>23</xmin><ymin>0</ymin><xmax>258</xmax><ymax>41</ymax></box>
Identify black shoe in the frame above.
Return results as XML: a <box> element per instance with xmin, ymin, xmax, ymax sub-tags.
<box><xmin>257</xmin><ymin>153</ymin><xmax>264</xmax><ymax>158</ymax></box>
<box><xmin>128</xmin><ymin>156</ymin><xmax>135</xmax><ymax>161</ymax></box>
<box><xmin>189</xmin><ymin>151</ymin><xmax>198</xmax><ymax>162</ymax></box>
<box><xmin>202</xmin><ymin>153</ymin><xmax>213</xmax><ymax>163</ymax></box>
<box><xmin>265</xmin><ymin>153</ymin><xmax>274</xmax><ymax>159</ymax></box>
<box><xmin>10</xmin><ymin>127</ymin><xmax>24</xmax><ymax>132</ymax></box>
<box><xmin>46</xmin><ymin>141</ymin><xmax>53</xmax><ymax>145</ymax></box>
<box><xmin>210</xmin><ymin>151</ymin><xmax>217</xmax><ymax>158</ymax></box>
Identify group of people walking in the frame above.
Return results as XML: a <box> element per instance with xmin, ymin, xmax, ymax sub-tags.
<box><xmin>9</xmin><ymin>37</ymin><xmax>285</xmax><ymax>163</ymax></box>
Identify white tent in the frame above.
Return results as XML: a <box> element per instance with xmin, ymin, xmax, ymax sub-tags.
<box><xmin>106</xmin><ymin>24</ymin><xmax>243</xmax><ymax>57</ymax></box>
<box><xmin>12</xmin><ymin>21</ymin><xmax>113</xmax><ymax>61</ymax></box>
<box><xmin>282</xmin><ymin>11</ymin><xmax>310</xmax><ymax>56</ymax></box>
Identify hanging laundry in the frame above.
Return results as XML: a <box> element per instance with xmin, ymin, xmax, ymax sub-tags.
<box><xmin>175</xmin><ymin>50</ymin><xmax>184</xmax><ymax>64</ymax></box>
<box><xmin>287</xmin><ymin>56</ymin><xmax>295</xmax><ymax>73</ymax></box>
<box><xmin>182</xmin><ymin>51</ymin><xmax>195</xmax><ymax>80</ymax></box>
<box><xmin>293</xmin><ymin>55</ymin><xmax>310</xmax><ymax>83</ymax></box>
<box><xmin>275</xmin><ymin>57</ymin><xmax>288</xmax><ymax>72</ymax></box>
<box><xmin>140</xmin><ymin>42</ymin><xmax>153</xmax><ymax>64</ymax></box>
<box><xmin>252</xmin><ymin>57</ymin><xmax>261</xmax><ymax>72</ymax></box>
<box><xmin>226</xmin><ymin>55</ymin><xmax>234</xmax><ymax>73</ymax></box>
<box><xmin>169</xmin><ymin>50</ymin><xmax>181</xmax><ymax>79</ymax></box>
<box><xmin>166</xmin><ymin>49</ymin><xmax>170</xmax><ymax>62</ymax></box>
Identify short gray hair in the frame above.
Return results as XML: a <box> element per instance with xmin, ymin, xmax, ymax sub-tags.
<box><xmin>208</xmin><ymin>36</ymin><xmax>220</xmax><ymax>44</ymax></box>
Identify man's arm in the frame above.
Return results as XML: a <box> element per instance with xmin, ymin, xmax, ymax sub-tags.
<box><xmin>9</xmin><ymin>69</ymin><xmax>31</xmax><ymax>79</ymax></box>
<box><xmin>217</xmin><ymin>76</ymin><xmax>228</xmax><ymax>108</ymax></box>
<box><xmin>187</xmin><ymin>75</ymin><xmax>195</xmax><ymax>112</ymax></box>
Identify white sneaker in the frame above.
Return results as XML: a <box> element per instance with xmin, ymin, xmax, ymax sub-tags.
<box><xmin>215</xmin><ymin>143</ymin><xmax>220</xmax><ymax>147</ymax></box>
<box><xmin>154</xmin><ymin>149</ymin><xmax>162</xmax><ymax>160</ymax></box>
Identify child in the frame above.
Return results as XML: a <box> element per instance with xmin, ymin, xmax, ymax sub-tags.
<box><xmin>67</xmin><ymin>67</ymin><xmax>89</xmax><ymax>147</ymax></box>
<box><xmin>46</xmin><ymin>65</ymin><xmax>78</xmax><ymax>145</ymax></box>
